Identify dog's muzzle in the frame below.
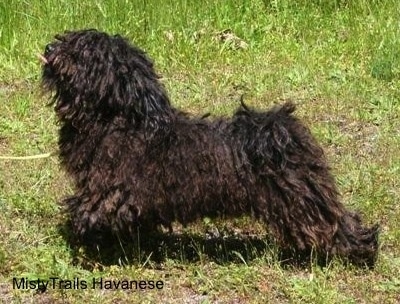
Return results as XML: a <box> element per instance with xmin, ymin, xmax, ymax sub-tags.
<box><xmin>44</xmin><ymin>43</ymin><xmax>55</xmax><ymax>56</ymax></box>
<box><xmin>38</xmin><ymin>43</ymin><xmax>56</xmax><ymax>65</ymax></box>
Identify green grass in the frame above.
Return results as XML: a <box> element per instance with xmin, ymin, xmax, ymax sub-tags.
<box><xmin>1</xmin><ymin>0</ymin><xmax>400</xmax><ymax>302</ymax></box>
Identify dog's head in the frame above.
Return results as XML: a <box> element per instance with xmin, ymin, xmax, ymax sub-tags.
<box><xmin>41</xmin><ymin>29</ymin><xmax>172</xmax><ymax>127</ymax></box>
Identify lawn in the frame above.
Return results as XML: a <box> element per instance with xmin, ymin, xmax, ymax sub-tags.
<box><xmin>0</xmin><ymin>0</ymin><xmax>399</xmax><ymax>303</ymax></box>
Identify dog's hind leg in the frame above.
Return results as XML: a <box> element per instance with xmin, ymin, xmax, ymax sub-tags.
<box><xmin>231</xmin><ymin>102</ymin><xmax>379</xmax><ymax>265</ymax></box>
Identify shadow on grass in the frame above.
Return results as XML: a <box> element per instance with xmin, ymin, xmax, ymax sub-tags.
<box><xmin>57</xmin><ymin>221</ymin><xmax>327</xmax><ymax>270</ymax></box>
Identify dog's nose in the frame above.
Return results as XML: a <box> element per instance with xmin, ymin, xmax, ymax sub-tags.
<box><xmin>44</xmin><ymin>44</ymin><xmax>55</xmax><ymax>56</ymax></box>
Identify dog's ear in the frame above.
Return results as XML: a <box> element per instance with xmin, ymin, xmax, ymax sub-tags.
<box><xmin>76</xmin><ymin>33</ymin><xmax>175</xmax><ymax>130</ymax></box>
<box><xmin>105</xmin><ymin>36</ymin><xmax>175</xmax><ymax>132</ymax></box>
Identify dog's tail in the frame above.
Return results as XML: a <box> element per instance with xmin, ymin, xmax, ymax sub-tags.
<box><xmin>231</xmin><ymin>102</ymin><xmax>321</xmax><ymax>174</ymax></box>
<box><xmin>231</xmin><ymin>102</ymin><xmax>379</xmax><ymax>266</ymax></box>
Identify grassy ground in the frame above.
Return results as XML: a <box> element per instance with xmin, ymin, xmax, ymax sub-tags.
<box><xmin>1</xmin><ymin>0</ymin><xmax>399</xmax><ymax>303</ymax></box>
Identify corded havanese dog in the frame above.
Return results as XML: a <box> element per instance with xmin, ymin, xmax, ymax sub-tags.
<box><xmin>40</xmin><ymin>29</ymin><xmax>379</xmax><ymax>266</ymax></box>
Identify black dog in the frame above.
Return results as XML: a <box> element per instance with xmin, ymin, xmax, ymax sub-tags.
<box><xmin>40</xmin><ymin>29</ymin><xmax>378</xmax><ymax>266</ymax></box>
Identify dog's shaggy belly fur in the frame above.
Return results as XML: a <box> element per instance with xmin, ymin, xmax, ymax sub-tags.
<box><xmin>63</xmin><ymin>115</ymin><xmax>252</xmax><ymax>232</ymax></box>
<box><xmin>41</xmin><ymin>29</ymin><xmax>379</xmax><ymax>266</ymax></box>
